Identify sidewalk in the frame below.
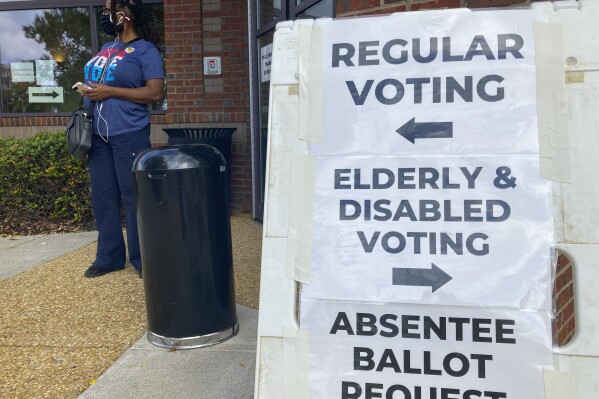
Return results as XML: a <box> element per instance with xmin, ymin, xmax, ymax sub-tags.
<box><xmin>0</xmin><ymin>231</ymin><xmax>97</xmax><ymax>280</ymax></box>
<box><xmin>79</xmin><ymin>304</ymin><xmax>257</xmax><ymax>399</ymax></box>
<box><xmin>0</xmin><ymin>213</ymin><xmax>261</xmax><ymax>399</ymax></box>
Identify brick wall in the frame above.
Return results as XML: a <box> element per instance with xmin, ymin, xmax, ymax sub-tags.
<box><xmin>553</xmin><ymin>253</ymin><xmax>576</xmax><ymax>346</ymax></box>
<box><xmin>337</xmin><ymin>0</ymin><xmax>542</xmax><ymax>16</ymax></box>
<box><xmin>162</xmin><ymin>0</ymin><xmax>252</xmax><ymax>211</ymax></box>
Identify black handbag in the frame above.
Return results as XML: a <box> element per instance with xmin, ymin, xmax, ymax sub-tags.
<box><xmin>65</xmin><ymin>105</ymin><xmax>93</xmax><ymax>161</ymax></box>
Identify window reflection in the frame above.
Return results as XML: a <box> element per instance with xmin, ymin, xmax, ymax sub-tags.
<box><xmin>0</xmin><ymin>7</ymin><xmax>92</xmax><ymax>113</ymax></box>
<box><xmin>0</xmin><ymin>3</ymin><xmax>165</xmax><ymax>115</ymax></box>
<box><xmin>258</xmin><ymin>0</ymin><xmax>281</xmax><ymax>29</ymax></box>
<box><xmin>297</xmin><ymin>0</ymin><xmax>333</xmax><ymax>19</ymax></box>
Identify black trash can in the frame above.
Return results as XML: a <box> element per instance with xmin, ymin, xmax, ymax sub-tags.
<box><xmin>133</xmin><ymin>144</ymin><xmax>238</xmax><ymax>349</ymax></box>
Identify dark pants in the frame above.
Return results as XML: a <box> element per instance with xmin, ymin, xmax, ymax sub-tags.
<box><xmin>88</xmin><ymin>126</ymin><xmax>151</xmax><ymax>271</ymax></box>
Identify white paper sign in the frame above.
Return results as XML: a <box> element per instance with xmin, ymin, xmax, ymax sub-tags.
<box><xmin>295</xmin><ymin>9</ymin><xmax>554</xmax><ymax>398</ymax></box>
<box><xmin>301</xmin><ymin>300</ymin><xmax>552</xmax><ymax>399</ymax></box>
<box><xmin>35</xmin><ymin>60</ymin><xmax>56</xmax><ymax>86</ymax></box>
<box><xmin>310</xmin><ymin>9</ymin><xmax>541</xmax><ymax>156</ymax></box>
<box><xmin>302</xmin><ymin>154</ymin><xmax>552</xmax><ymax>310</ymax></box>
<box><xmin>28</xmin><ymin>87</ymin><xmax>64</xmax><ymax>103</ymax></box>
<box><xmin>10</xmin><ymin>61</ymin><xmax>34</xmax><ymax>83</ymax></box>
<box><xmin>261</xmin><ymin>42</ymin><xmax>273</xmax><ymax>83</ymax></box>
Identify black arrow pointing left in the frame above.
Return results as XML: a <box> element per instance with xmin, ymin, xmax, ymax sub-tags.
<box><xmin>396</xmin><ymin>117</ymin><xmax>453</xmax><ymax>144</ymax></box>
<box><xmin>32</xmin><ymin>91</ymin><xmax>59</xmax><ymax>99</ymax></box>
<box><xmin>392</xmin><ymin>263</ymin><xmax>452</xmax><ymax>292</ymax></box>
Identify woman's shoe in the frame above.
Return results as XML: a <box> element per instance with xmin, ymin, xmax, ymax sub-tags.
<box><xmin>84</xmin><ymin>265</ymin><xmax>124</xmax><ymax>278</ymax></box>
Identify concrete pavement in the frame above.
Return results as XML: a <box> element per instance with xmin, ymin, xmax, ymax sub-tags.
<box><xmin>79</xmin><ymin>304</ymin><xmax>257</xmax><ymax>399</ymax></box>
<box><xmin>0</xmin><ymin>230</ymin><xmax>258</xmax><ymax>399</ymax></box>
<box><xmin>0</xmin><ymin>231</ymin><xmax>97</xmax><ymax>280</ymax></box>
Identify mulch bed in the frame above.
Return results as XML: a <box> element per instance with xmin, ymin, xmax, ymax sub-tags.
<box><xmin>1</xmin><ymin>217</ymin><xmax>96</xmax><ymax>237</ymax></box>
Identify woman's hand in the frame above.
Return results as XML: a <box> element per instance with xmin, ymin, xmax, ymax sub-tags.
<box><xmin>81</xmin><ymin>82</ymin><xmax>113</xmax><ymax>101</ymax></box>
<box><xmin>79</xmin><ymin>79</ymin><xmax>164</xmax><ymax>104</ymax></box>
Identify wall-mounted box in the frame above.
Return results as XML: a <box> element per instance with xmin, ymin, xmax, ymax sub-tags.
<box><xmin>204</xmin><ymin>56</ymin><xmax>221</xmax><ymax>75</ymax></box>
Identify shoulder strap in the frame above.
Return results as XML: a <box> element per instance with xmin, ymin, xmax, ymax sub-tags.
<box><xmin>85</xmin><ymin>102</ymin><xmax>94</xmax><ymax>118</ymax></box>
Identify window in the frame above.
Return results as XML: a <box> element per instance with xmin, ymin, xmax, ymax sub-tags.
<box><xmin>296</xmin><ymin>0</ymin><xmax>333</xmax><ymax>19</ymax></box>
<box><xmin>258</xmin><ymin>0</ymin><xmax>281</xmax><ymax>29</ymax></box>
<box><xmin>0</xmin><ymin>7</ymin><xmax>92</xmax><ymax>114</ymax></box>
<box><xmin>251</xmin><ymin>0</ymin><xmax>334</xmax><ymax>220</ymax></box>
<box><xmin>0</xmin><ymin>1</ymin><xmax>165</xmax><ymax>116</ymax></box>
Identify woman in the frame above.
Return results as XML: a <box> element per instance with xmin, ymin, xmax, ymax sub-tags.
<box><xmin>80</xmin><ymin>0</ymin><xmax>164</xmax><ymax>278</ymax></box>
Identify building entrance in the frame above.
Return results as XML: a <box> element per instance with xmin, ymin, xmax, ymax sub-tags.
<box><xmin>250</xmin><ymin>0</ymin><xmax>333</xmax><ymax>220</ymax></box>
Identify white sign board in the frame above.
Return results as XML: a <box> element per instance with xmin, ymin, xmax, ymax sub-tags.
<box><xmin>298</xmin><ymin>9</ymin><xmax>553</xmax><ymax>399</ymax></box>
<box><xmin>302</xmin><ymin>154</ymin><xmax>552</xmax><ymax>309</ymax></box>
<box><xmin>302</xmin><ymin>9</ymin><xmax>552</xmax><ymax>309</ymax></box>
<box><xmin>261</xmin><ymin>43</ymin><xmax>273</xmax><ymax>82</ymax></box>
<box><xmin>310</xmin><ymin>9</ymin><xmax>540</xmax><ymax>156</ymax></box>
<box><xmin>28</xmin><ymin>87</ymin><xmax>64</xmax><ymax>103</ymax></box>
<box><xmin>10</xmin><ymin>61</ymin><xmax>34</xmax><ymax>83</ymax></box>
<box><xmin>301</xmin><ymin>300</ymin><xmax>552</xmax><ymax>399</ymax></box>
<box><xmin>35</xmin><ymin>59</ymin><xmax>56</xmax><ymax>86</ymax></box>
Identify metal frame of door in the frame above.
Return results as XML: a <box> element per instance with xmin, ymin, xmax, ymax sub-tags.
<box><xmin>249</xmin><ymin>0</ymin><xmax>335</xmax><ymax>221</ymax></box>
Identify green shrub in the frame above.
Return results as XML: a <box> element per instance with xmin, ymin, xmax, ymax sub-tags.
<box><xmin>0</xmin><ymin>131</ymin><xmax>93</xmax><ymax>233</ymax></box>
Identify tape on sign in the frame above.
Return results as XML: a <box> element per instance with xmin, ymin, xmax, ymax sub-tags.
<box><xmin>264</xmin><ymin>83</ymin><xmax>300</xmax><ymax>238</ymax></box>
<box><xmin>271</xmin><ymin>21</ymin><xmax>299</xmax><ymax>86</ymax></box>
<box><xmin>543</xmin><ymin>368</ymin><xmax>576</xmax><ymax>399</ymax></box>
<box><xmin>534</xmin><ymin>22</ymin><xmax>570</xmax><ymax>183</ymax></box>
<box><xmin>299</xmin><ymin>21</ymin><xmax>324</xmax><ymax>144</ymax></box>
<box><xmin>286</xmin><ymin>152</ymin><xmax>314</xmax><ymax>283</ymax></box>
<box><xmin>283</xmin><ymin>327</ymin><xmax>311</xmax><ymax>399</ymax></box>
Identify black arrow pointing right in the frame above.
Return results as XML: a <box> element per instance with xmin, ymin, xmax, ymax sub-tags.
<box><xmin>392</xmin><ymin>263</ymin><xmax>452</xmax><ymax>292</ymax></box>
<box><xmin>32</xmin><ymin>91</ymin><xmax>59</xmax><ymax>99</ymax></box>
<box><xmin>396</xmin><ymin>117</ymin><xmax>453</xmax><ymax>144</ymax></box>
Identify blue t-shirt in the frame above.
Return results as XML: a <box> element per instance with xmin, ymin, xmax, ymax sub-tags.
<box><xmin>83</xmin><ymin>39</ymin><xmax>164</xmax><ymax>136</ymax></box>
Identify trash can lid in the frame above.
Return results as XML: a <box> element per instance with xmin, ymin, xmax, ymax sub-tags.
<box><xmin>133</xmin><ymin>145</ymin><xmax>224</xmax><ymax>172</ymax></box>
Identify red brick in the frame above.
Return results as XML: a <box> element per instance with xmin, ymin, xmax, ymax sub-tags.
<box><xmin>467</xmin><ymin>0</ymin><xmax>527</xmax><ymax>7</ymax></box>
<box><xmin>562</xmin><ymin>300</ymin><xmax>575</xmax><ymax>320</ymax></box>
<box><xmin>564</xmin><ymin>265</ymin><xmax>573</xmax><ymax>283</ymax></box>
<box><xmin>556</xmin><ymin>288</ymin><xmax>573</xmax><ymax>310</ymax></box>
<box><xmin>337</xmin><ymin>0</ymin><xmax>380</xmax><ymax>13</ymax></box>
<box><xmin>555</xmin><ymin>267</ymin><xmax>571</xmax><ymax>293</ymax></box>
<box><xmin>411</xmin><ymin>0</ymin><xmax>461</xmax><ymax>10</ymax></box>
<box><xmin>557</xmin><ymin>328</ymin><xmax>569</xmax><ymax>345</ymax></box>
<box><xmin>565</xmin><ymin>316</ymin><xmax>576</xmax><ymax>334</ymax></box>
<box><xmin>556</xmin><ymin>253</ymin><xmax>571</xmax><ymax>272</ymax></box>
<box><xmin>354</xmin><ymin>5</ymin><xmax>408</xmax><ymax>15</ymax></box>
<box><xmin>160</xmin><ymin>0</ymin><xmax>252</xmax><ymax>210</ymax></box>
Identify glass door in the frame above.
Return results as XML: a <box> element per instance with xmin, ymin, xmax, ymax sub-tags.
<box><xmin>251</xmin><ymin>0</ymin><xmax>334</xmax><ymax>221</ymax></box>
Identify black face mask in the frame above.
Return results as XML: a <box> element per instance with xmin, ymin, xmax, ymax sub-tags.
<box><xmin>100</xmin><ymin>14</ymin><xmax>116</xmax><ymax>36</ymax></box>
